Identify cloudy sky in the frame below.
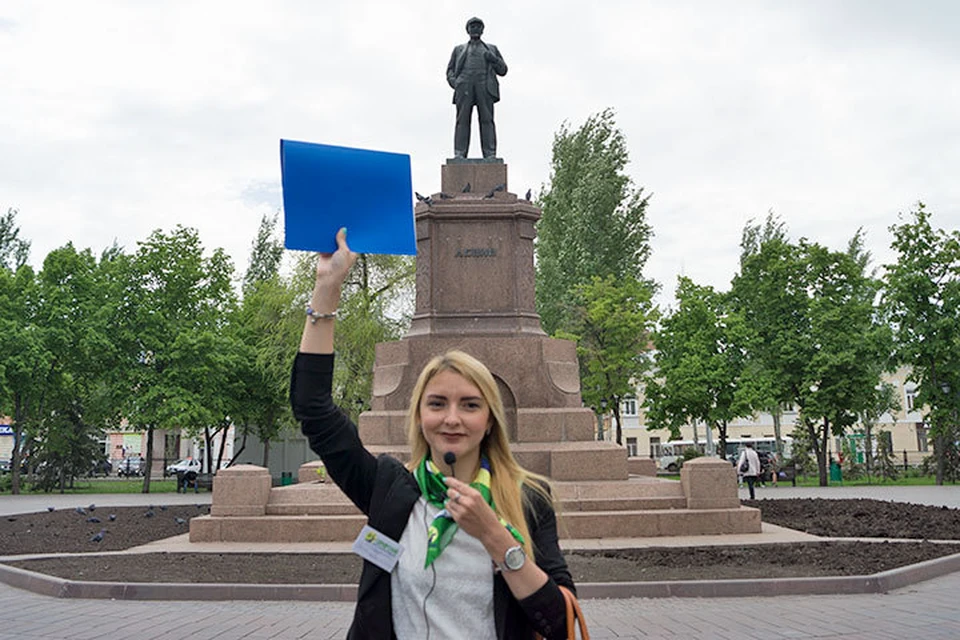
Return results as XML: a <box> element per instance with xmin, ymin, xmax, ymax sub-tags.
<box><xmin>3</xmin><ymin>1</ymin><xmax>958</xmax><ymax>306</ymax></box>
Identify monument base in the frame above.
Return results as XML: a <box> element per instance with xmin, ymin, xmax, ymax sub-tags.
<box><xmin>190</xmin><ymin>458</ymin><xmax>760</xmax><ymax>543</ymax></box>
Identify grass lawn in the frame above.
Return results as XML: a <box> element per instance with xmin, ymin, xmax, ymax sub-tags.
<box><xmin>657</xmin><ymin>470</ymin><xmax>945</xmax><ymax>487</ymax></box>
<box><xmin>1</xmin><ymin>477</ymin><xmax>180</xmax><ymax>494</ymax></box>
<box><xmin>790</xmin><ymin>473</ymin><xmax>945</xmax><ymax>487</ymax></box>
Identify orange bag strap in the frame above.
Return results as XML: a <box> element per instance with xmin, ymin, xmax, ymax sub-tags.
<box><xmin>535</xmin><ymin>585</ymin><xmax>590</xmax><ymax>640</ymax></box>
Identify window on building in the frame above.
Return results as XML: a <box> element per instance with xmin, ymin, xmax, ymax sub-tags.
<box><xmin>880</xmin><ymin>431</ymin><xmax>893</xmax><ymax>451</ymax></box>
<box><xmin>622</xmin><ymin>398</ymin><xmax>638</xmax><ymax>417</ymax></box>
<box><xmin>780</xmin><ymin>402</ymin><xmax>796</xmax><ymax>413</ymax></box>
<box><xmin>649</xmin><ymin>437</ymin><xmax>661</xmax><ymax>458</ymax></box>
<box><xmin>626</xmin><ymin>437</ymin><xmax>638</xmax><ymax>457</ymax></box>
<box><xmin>916</xmin><ymin>423</ymin><xmax>928</xmax><ymax>452</ymax></box>
<box><xmin>905</xmin><ymin>387</ymin><xmax>917</xmax><ymax>412</ymax></box>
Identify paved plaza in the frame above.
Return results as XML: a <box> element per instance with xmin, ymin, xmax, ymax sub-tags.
<box><xmin>1</xmin><ymin>485</ymin><xmax>959</xmax><ymax>639</ymax></box>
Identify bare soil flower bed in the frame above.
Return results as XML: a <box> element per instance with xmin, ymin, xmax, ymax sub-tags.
<box><xmin>3</xmin><ymin>498</ymin><xmax>960</xmax><ymax>584</ymax></box>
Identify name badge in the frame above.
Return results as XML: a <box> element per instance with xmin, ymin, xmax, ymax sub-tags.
<box><xmin>352</xmin><ymin>525</ymin><xmax>404</xmax><ymax>573</ymax></box>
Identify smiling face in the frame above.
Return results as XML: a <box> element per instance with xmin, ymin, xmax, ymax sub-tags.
<box><xmin>419</xmin><ymin>369</ymin><xmax>491</xmax><ymax>477</ymax></box>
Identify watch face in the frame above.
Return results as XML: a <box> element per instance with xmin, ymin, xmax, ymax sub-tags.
<box><xmin>504</xmin><ymin>545</ymin><xmax>526</xmax><ymax>571</ymax></box>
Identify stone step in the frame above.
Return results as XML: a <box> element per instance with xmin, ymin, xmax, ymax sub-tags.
<box><xmin>267</xmin><ymin>503</ymin><xmax>361</xmax><ymax>516</ymax></box>
<box><xmin>190</xmin><ymin>514</ymin><xmax>367</xmax><ymax>543</ymax></box>
<box><xmin>190</xmin><ymin>506</ymin><xmax>760</xmax><ymax>543</ymax></box>
<box><xmin>267</xmin><ymin>483</ymin><xmax>355</xmax><ymax>505</ymax></box>
<box><xmin>262</xmin><ymin>494</ymin><xmax>688</xmax><ymax>516</ymax></box>
<box><xmin>551</xmin><ymin>478</ymin><xmax>685</xmax><ymax>500</ymax></box>
<box><xmin>262</xmin><ymin>477</ymin><xmax>687</xmax><ymax>516</ymax></box>
<box><xmin>558</xmin><ymin>496</ymin><xmax>688</xmax><ymax>512</ymax></box>
<box><xmin>561</xmin><ymin>507</ymin><xmax>761</xmax><ymax>539</ymax></box>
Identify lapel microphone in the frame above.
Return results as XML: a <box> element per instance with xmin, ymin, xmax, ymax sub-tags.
<box><xmin>443</xmin><ymin>451</ymin><xmax>457</xmax><ymax>479</ymax></box>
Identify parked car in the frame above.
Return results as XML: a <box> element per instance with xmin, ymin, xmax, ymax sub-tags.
<box><xmin>165</xmin><ymin>457</ymin><xmax>201</xmax><ymax>477</ymax></box>
<box><xmin>117</xmin><ymin>456</ymin><xmax>145</xmax><ymax>477</ymax></box>
<box><xmin>0</xmin><ymin>459</ymin><xmax>9</xmax><ymax>473</ymax></box>
<box><xmin>88</xmin><ymin>457</ymin><xmax>113</xmax><ymax>477</ymax></box>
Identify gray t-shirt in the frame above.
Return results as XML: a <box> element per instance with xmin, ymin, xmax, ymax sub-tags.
<box><xmin>391</xmin><ymin>497</ymin><xmax>496</xmax><ymax>639</ymax></box>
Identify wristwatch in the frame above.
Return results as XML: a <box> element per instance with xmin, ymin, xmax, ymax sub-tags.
<box><xmin>497</xmin><ymin>545</ymin><xmax>526</xmax><ymax>572</ymax></box>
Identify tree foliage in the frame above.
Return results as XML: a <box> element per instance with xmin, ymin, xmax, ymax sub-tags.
<box><xmin>731</xmin><ymin>216</ymin><xmax>891</xmax><ymax>485</ymax></box>
<box><xmin>111</xmin><ymin>226</ymin><xmax>241</xmax><ymax>490</ymax></box>
<box><xmin>535</xmin><ymin>108</ymin><xmax>653</xmax><ymax>336</ymax></box>
<box><xmin>644</xmin><ymin>277</ymin><xmax>758</xmax><ymax>458</ymax></box>
<box><xmin>882</xmin><ymin>203</ymin><xmax>960</xmax><ymax>484</ymax></box>
<box><xmin>0</xmin><ymin>261</ymin><xmax>50</xmax><ymax>494</ymax></box>
<box><xmin>328</xmin><ymin>252</ymin><xmax>415</xmax><ymax>422</ymax></box>
<box><xmin>232</xmin><ymin>214</ymin><xmax>302</xmax><ymax>467</ymax></box>
<box><xmin>558</xmin><ymin>274</ymin><xmax>657</xmax><ymax>444</ymax></box>
<box><xmin>0</xmin><ymin>207</ymin><xmax>31</xmax><ymax>271</ymax></box>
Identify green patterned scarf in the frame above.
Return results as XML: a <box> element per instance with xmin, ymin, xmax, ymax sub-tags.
<box><xmin>414</xmin><ymin>456</ymin><xmax>525</xmax><ymax>568</ymax></box>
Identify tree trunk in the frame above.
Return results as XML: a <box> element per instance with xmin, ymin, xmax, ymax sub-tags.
<box><xmin>819</xmin><ymin>417</ymin><xmax>832</xmax><ymax>487</ymax></box>
<box><xmin>613</xmin><ymin>405</ymin><xmax>623</xmax><ymax>446</ymax></box>
<box><xmin>10</xmin><ymin>396</ymin><xmax>26</xmax><ymax>495</ymax></box>
<box><xmin>935</xmin><ymin>431</ymin><xmax>945</xmax><ymax>486</ymax></box>
<box><xmin>142</xmin><ymin>425</ymin><xmax>154</xmax><ymax>493</ymax></box>
<box><xmin>229</xmin><ymin>430</ymin><xmax>248</xmax><ymax>467</ymax></box>
<box><xmin>216</xmin><ymin>426</ymin><xmax>229</xmax><ymax>471</ymax></box>
<box><xmin>806</xmin><ymin>419</ymin><xmax>827</xmax><ymax>486</ymax></box>
<box><xmin>261</xmin><ymin>439</ymin><xmax>271</xmax><ymax>468</ymax></box>
<box><xmin>204</xmin><ymin>427</ymin><xmax>214</xmax><ymax>474</ymax></box>
<box><xmin>772</xmin><ymin>409</ymin><xmax>783</xmax><ymax>455</ymax></box>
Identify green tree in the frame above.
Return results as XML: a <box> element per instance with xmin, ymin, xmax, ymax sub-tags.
<box><xmin>730</xmin><ymin>214</ymin><xmax>804</xmax><ymax>456</ymax></box>
<box><xmin>799</xmin><ymin>235</ymin><xmax>891</xmax><ymax>485</ymax></box>
<box><xmin>111</xmin><ymin>226</ymin><xmax>241</xmax><ymax>491</ymax></box>
<box><xmin>330</xmin><ymin>252</ymin><xmax>415</xmax><ymax>420</ymax></box>
<box><xmin>0</xmin><ymin>207</ymin><xmax>31</xmax><ymax>271</ymax></box>
<box><xmin>644</xmin><ymin>277</ymin><xmax>758</xmax><ymax>458</ymax></box>
<box><xmin>733</xmin><ymin>218</ymin><xmax>889</xmax><ymax>485</ymax></box>
<box><xmin>231</xmin><ymin>214</ymin><xmax>301</xmax><ymax>467</ymax></box>
<box><xmin>0</xmin><ymin>262</ymin><xmax>52</xmax><ymax>494</ymax></box>
<box><xmin>535</xmin><ymin>108</ymin><xmax>653</xmax><ymax>336</ymax></box>
<box><xmin>558</xmin><ymin>274</ymin><xmax>658</xmax><ymax>445</ymax></box>
<box><xmin>882</xmin><ymin>203</ymin><xmax>960</xmax><ymax>485</ymax></box>
<box><xmin>28</xmin><ymin>244</ymin><xmax>121</xmax><ymax>491</ymax></box>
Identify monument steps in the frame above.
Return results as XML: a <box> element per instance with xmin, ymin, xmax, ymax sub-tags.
<box><xmin>260</xmin><ymin>477</ymin><xmax>687</xmax><ymax>517</ymax></box>
<box><xmin>560</xmin><ymin>507</ymin><xmax>761</xmax><ymax>539</ymax></box>
<box><xmin>557</xmin><ymin>497</ymin><xmax>688</xmax><ymax>512</ymax></box>
<box><xmin>191</xmin><ymin>505</ymin><xmax>758</xmax><ymax>543</ymax></box>
<box><xmin>190</xmin><ymin>460</ymin><xmax>761</xmax><ymax>543</ymax></box>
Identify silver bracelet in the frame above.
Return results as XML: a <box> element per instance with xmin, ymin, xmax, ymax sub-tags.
<box><xmin>306</xmin><ymin>306</ymin><xmax>337</xmax><ymax>324</ymax></box>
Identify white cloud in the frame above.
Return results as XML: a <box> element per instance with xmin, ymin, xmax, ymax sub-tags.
<box><xmin>1</xmin><ymin>0</ymin><xmax>957</xmax><ymax>305</ymax></box>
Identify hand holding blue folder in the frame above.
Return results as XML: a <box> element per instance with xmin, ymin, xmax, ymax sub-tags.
<box><xmin>281</xmin><ymin>140</ymin><xmax>417</xmax><ymax>255</ymax></box>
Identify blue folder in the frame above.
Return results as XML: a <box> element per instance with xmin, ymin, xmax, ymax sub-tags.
<box><xmin>281</xmin><ymin>139</ymin><xmax>417</xmax><ymax>255</ymax></box>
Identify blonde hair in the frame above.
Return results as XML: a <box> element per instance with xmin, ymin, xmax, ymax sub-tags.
<box><xmin>405</xmin><ymin>350</ymin><xmax>552</xmax><ymax>559</ymax></box>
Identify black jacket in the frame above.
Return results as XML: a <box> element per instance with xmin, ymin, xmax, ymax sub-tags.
<box><xmin>291</xmin><ymin>352</ymin><xmax>574</xmax><ymax>639</ymax></box>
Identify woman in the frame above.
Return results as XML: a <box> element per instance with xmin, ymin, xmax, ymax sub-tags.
<box><xmin>290</xmin><ymin>229</ymin><xmax>575</xmax><ymax>639</ymax></box>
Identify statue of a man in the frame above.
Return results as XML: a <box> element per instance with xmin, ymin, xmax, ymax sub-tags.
<box><xmin>446</xmin><ymin>17</ymin><xmax>508</xmax><ymax>159</ymax></box>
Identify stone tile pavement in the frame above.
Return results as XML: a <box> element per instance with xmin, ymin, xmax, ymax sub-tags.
<box><xmin>2</xmin><ymin>572</ymin><xmax>960</xmax><ymax>639</ymax></box>
<box><xmin>2</xmin><ymin>485</ymin><xmax>960</xmax><ymax>639</ymax></box>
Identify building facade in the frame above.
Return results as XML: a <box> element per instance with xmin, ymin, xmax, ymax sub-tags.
<box><xmin>614</xmin><ymin>366</ymin><xmax>931</xmax><ymax>468</ymax></box>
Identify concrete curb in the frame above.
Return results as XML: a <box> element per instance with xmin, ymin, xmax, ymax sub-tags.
<box><xmin>3</xmin><ymin>552</ymin><xmax>960</xmax><ymax>601</ymax></box>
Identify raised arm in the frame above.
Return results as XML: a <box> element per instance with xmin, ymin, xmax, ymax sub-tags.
<box><xmin>292</xmin><ymin>228</ymin><xmax>382</xmax><ymax>512</ymax></box>
<box><xmin>299</xmin><ymin>228</ymin><xmax>357</xmax><ymax>354</ymax></box>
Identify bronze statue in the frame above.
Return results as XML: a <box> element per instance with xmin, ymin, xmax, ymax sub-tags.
<box><xmin>446</xmin><ymin>17</ymin><xmax>507</xmax><ymax>159</ymax></box>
